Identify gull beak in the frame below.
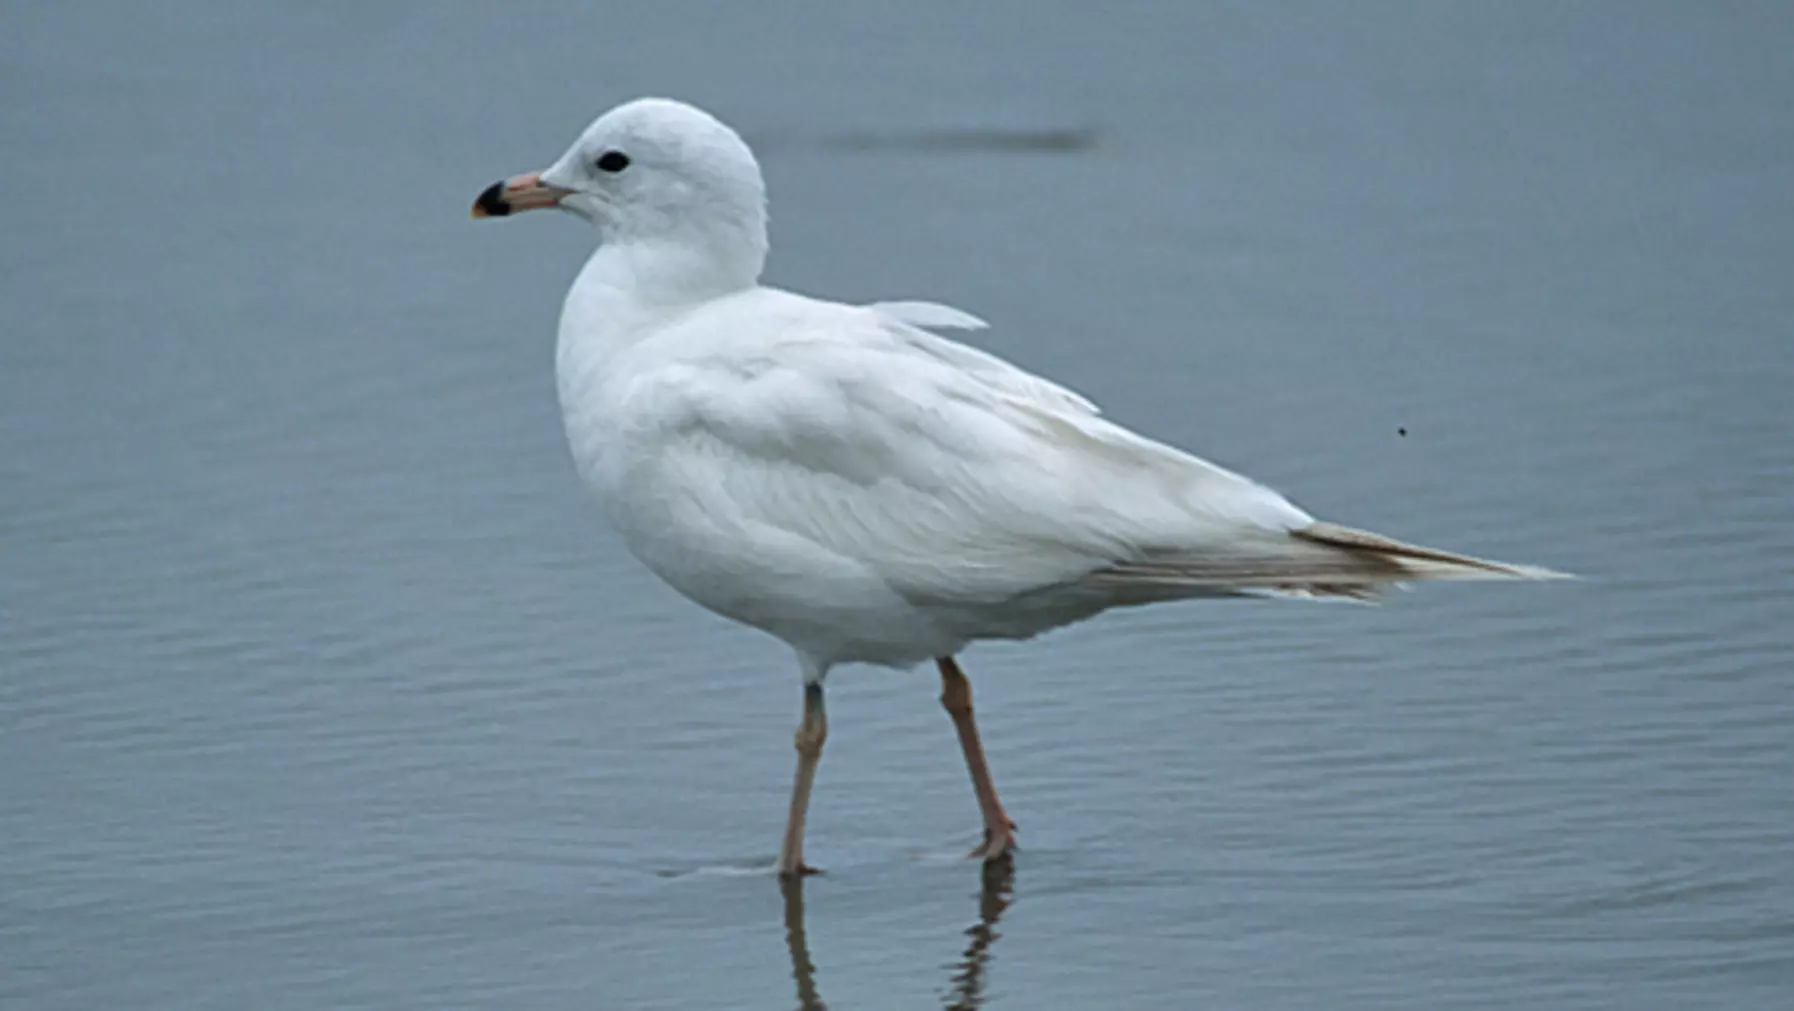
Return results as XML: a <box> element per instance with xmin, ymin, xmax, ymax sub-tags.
<box><xmin>470</xmin><ymin>171</ymin><xmax>575</xmax><ymax>219</ymax></box>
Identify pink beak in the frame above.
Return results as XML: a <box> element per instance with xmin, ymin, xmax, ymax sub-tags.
<box><xmin>470</xmin><ymin>171</ymin><xmax>575</xmax><ymax>219</ymax></box>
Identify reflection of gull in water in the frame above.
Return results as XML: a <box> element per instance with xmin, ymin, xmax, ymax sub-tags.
<box><xmin>781</xmin><ymin>855</ymin><xmax>1017</xmax><ymax>1011</ymax></box>
<box><xmin>943</xmin><ymin>857</ymin><xmax>1016</xmax><ymax>1011</ymax></box>
<box><xmin>781</xmin><ymin>876</ymin><xmax>827</xmax><ymax>1011</ymax></box>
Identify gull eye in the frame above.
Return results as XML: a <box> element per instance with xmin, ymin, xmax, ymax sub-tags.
<box><xmin>595</xmin><ymin>150</ymin><xmax>630</xmax><ymax>173</ymax></box>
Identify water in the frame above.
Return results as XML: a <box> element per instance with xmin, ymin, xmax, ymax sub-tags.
<box><xmin>4</xmin><ymin>3</ymin><xmax>1791</xmax><ymax>1008</ymax></box>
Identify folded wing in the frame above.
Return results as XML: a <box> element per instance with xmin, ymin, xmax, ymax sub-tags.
<box><xmin>634</xmin><ymin>291</ymin><xmax>1564</xmax><ymax>612</ymax></box>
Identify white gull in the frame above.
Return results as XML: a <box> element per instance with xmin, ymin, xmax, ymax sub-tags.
<box><xmin>471</xmin><ymin>97</ymin><xmax>1565</xmax><ymax>877</ymax></box>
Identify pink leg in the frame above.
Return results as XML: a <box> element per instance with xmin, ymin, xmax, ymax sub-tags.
<box><xmin>778</xmin><ymin>684</ymin><xmax>827</xmax><ymax>878</ymax></box>
<box><xmin>937</xmin><ymin>657</ymin><xmax>1018</xmax><ymax>861</ymax></box>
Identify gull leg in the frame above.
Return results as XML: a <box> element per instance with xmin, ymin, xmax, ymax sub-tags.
<box><xmin>937</xmin><ymin>656</ymin><xmax>1018</xmax><ymax>861</ymax></box>
<box><xmin>778</xmin><ymin>683</ymin><xmax>827</xmax><ymax>878</ymax></box>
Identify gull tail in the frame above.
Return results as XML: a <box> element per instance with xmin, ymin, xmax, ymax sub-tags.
<box><xmin>1290</xmin><ymin>521</ymin><xmax>1571</xmax><ymax>582</ymax></box>
<box><xmin>1086</xmin><ymin>521</ymin><xmax>1571</xmax><ymax>603</ymax></box>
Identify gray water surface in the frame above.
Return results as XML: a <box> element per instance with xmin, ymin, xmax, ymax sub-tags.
<box><xmin>4</xmin><ymin>3</ymin><xmax>1792</xmax><ymax>1009</ymax></box>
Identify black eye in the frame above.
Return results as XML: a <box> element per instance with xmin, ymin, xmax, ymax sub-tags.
<box><xmin>595</xmin><ymin>150</ymin><xmax>630</xmax><ymax>173</ymax></box>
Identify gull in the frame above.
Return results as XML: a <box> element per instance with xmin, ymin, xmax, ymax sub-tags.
<box><xmin>471</xmin><ymin>98</ymin><xmax>1565</xmax><ymax>877</ymax></box>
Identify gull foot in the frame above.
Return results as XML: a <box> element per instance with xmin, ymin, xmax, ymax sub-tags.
<box><xmin>969</xmin><ymin>820</ymin><xmax>1018</xmax><ymax>862</ymax></box>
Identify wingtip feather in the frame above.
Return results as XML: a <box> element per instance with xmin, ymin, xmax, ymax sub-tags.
<box><xmin>1294</xmin><ymin>521</ymin><xmax>1572</xmax><ymax>581</ymax></box>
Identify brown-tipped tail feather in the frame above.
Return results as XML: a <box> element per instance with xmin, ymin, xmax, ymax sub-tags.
<box><xmin>1084</xmin><ymin>521</ymin><xmax>1570</xmax><ymax>603</ymax></box>
<box><xmin>1291</xmin><ymin>521</ymin><xmax>1572</xmax><ymax>582</ymax></box>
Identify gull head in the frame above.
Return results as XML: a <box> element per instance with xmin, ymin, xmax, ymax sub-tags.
<box><xmin>472</xmin><ymin>98</ymin><xmax>768</xmax><ymax>284</ymax></box>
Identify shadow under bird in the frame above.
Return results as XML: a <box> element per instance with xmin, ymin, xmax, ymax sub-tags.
<box><xmin>470</xmin><ymin>97</ymin><xmax>1567</xmax><ymax>878</ymax></box>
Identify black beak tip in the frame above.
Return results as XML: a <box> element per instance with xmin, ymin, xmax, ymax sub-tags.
<box><xmin>473</xmin><ymin>181</ymin><xmax>511</xmax><ymax>218</ymax></box>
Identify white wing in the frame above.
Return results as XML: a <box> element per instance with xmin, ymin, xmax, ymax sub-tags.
<box><xmin>613</xmin><ymin>289</ymin><xmax>1314</xmax><ymax>606</ymax></box>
